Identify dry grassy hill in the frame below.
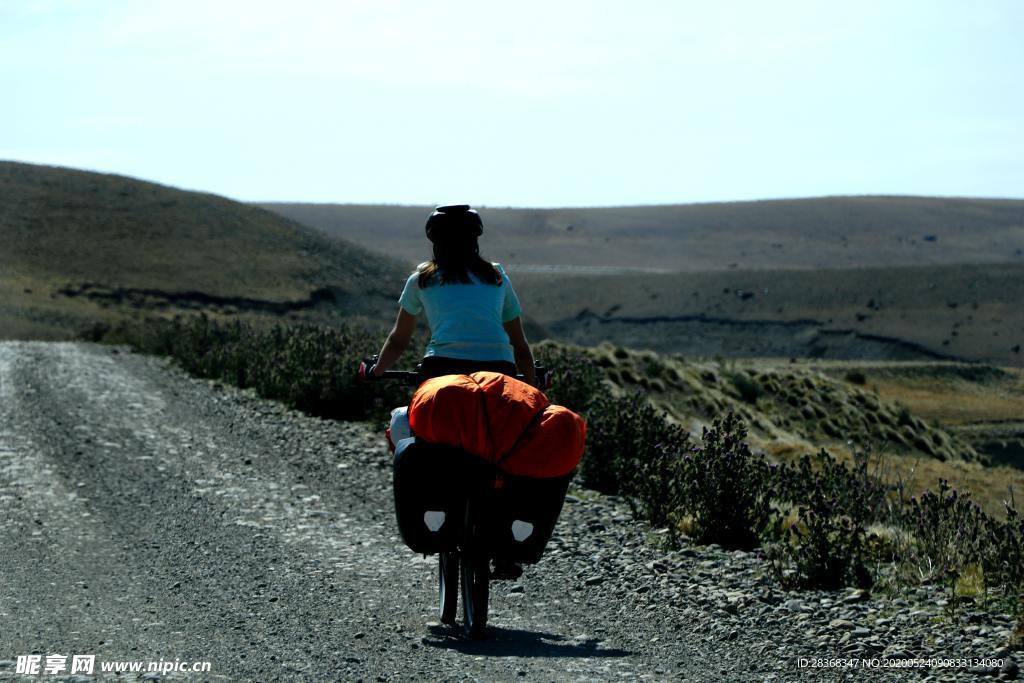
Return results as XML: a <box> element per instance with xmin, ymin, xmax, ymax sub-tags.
<box><xmin>0</xmin><ymin>162</ymin><xmax>410</xmax><ymax>339</ymax></box>
<box><xmin>513</xmin><ymin>263</ymin><xmax>1024</xmax><ymax>366</ymax></box>
<box><xmin>260</xmin><ymin>196</ymin><xmax>1024</xmax><ymax>272</ymax></box>
<box><xmin>572</xmin><ymin>342</ymin><xmax>1024</xmax><ymax>516</ymax></box>
<box><xmin>261</xmin><ymin>198</ymin><xmax>1024</xmax><ymax>367</ymax></box>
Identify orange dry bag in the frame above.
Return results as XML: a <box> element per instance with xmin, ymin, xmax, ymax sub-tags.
<box><xmin>408</xmin><ymin>371</ymin><xmax>585</xmax><ymax>478</ymax></box>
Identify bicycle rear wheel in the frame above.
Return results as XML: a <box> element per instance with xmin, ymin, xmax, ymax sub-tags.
<box><xmin>438</xmin><ymin>551</ymin><xmax>459</xmax><ymax>624</ymax></box>
<box><xmin>460</xmin><ymin>502</ymin><xmax>489</xmax><ymax>639</ymax></box>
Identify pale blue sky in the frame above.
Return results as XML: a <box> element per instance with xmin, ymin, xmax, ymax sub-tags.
<box><xmin>2</xmin><ymin>1</ymin><xmax>1022</xmax><ymax>207</ymax></box>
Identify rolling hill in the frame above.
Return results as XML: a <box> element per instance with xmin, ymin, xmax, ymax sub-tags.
<box><xmin>574</xmin><ymin>342</ymin><xmax>1024</xmax><ymax>514</ymax></box>
<box><xmin>261</xmin><ymin>198</ymin><xmax>1024</xmax><ymax>366</ymax></box>
<box><xmin>0</xmin><ymin>162</ymin><xmax>410</xmax><ymax>339</ymax></box>
<box><xmin>260</xmin><ymin>196</ymin><xmax>1024</xmax><ymax>272</ymax></box>
<box><xmin>513</xmin><ymin>263</ymin><xmax>1024</xmax><ymax>366</ymax></box>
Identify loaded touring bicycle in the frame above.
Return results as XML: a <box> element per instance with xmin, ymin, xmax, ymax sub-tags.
<box><xmin>358</xmin><ymin>356</ymin><xmax>583</xmax><ymax>639</ymax></box>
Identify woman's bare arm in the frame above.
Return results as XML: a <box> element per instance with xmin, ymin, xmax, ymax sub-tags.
<box><xmin>372</xmin><ymin>307</ymin><xmax>419</xmax><ymax>376</ymax></box>
<box><xmin>502</xmin><ymin>316</ymin><xmax>536</xmax><ymax>386</ymax></box>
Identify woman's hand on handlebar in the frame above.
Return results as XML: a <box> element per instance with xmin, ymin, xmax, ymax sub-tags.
<box><xmin>357</xmin><ymin>356</ymin><xmax>380</xmax><ymax>382</ymax></box>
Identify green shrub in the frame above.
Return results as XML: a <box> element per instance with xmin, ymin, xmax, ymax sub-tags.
<box><xmin>768</xmin><ymin>446</ymin><xmax>895</xmax><ymax>590</ymax></box>
<box><xmin>978</xmin><ymin>502</ymin><xmax>1024</xmax><ymax>615</ymax></box>
<box><xmin>901</xmin><ymin>487</ymin><xmax>1023</xmax><ymax>613</ymax></box>
<box><xmin>776</xmin><ymin>448</ymin><xmax>891</xmax><ymax>528</ymax></box>
<box><xmin>631</xmin><ymin>441</ymin><xmax>688</xmax><ymax>532</ymax></box>
<box><xmin>845</xmin><ymin>370</ymin><xmax>867</xmax><ymax>385</ymax></box>
<box><xmin>769</xmin><ymin>483</ymin><xmax>873</xmax><ymax>590</ymax></box>
<box><xmin>579</xmin><ymin>391</ymin><xmax>691</xmax><ymax>497</ymax></box>
<box><xmin>897</xmin><ymin>407</ymin><xmax>915</xmax><ymax>427</ymax></box>
<box><xmin>731</xmin><ymin>372</ymin><xmax>761</xmax><ymax>404</ymax></box>
<box><xmin>533</xmin><ymin>342</ymin><xmax>604</xmax><ymax>415</ymax></box>
<box><xmin>678</xmin><ymin>413</ymin><xmax>775</xmax><ymax>550</ymax></box>
<box><xmin>902</xmin><ymin>480</ymin><xmax>989</xmax><ymax>604</ymax></box>
<box><xmin>991</xmin><ymin>502</ymin><xmax>1024</xmax><ymax>604</ymax></box>
<box><xmin>641</xmin><ymin>355</ymin><xmax>665</xmax><ymax>379</ymax></box>
<box><xmin>90</xmin><ymin>315</ymin><xmax>413</xmax><ymax>421</ymax></box>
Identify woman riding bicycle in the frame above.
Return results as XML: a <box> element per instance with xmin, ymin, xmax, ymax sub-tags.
<box><xmin>369</xmin><ymin>204</ymin><xmax>536</xmax><ymax>386</ymax></box>
<box><xmin>368</xmin><ymin>206</ymin><xmax>581</xmax><ymax>617</ymax></box>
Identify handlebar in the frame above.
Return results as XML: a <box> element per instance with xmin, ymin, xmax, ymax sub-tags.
<box><xmin>358</xmin><ymin>356</ymin><xmax>553</xmax><ymax>390</ymax></box>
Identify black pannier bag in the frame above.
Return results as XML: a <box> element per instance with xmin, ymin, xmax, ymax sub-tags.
<box><xmin>392</xmin><ymin>438</ymin><xmax>480</xmax><ymax>554</ymax></box>
<box><xmin>392</xmin><ymin>437</ymin><xmax>573</xmax><ymax>562</ymax></box>
<box><xmin>486</xmin><ymin>470</ymin><xmax>572</xmax><ymax>565</ymax></box>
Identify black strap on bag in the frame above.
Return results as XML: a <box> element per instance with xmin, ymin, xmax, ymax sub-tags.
<box><xmin>463</xmin><ymin>373</ymin><xmax>549</xmax><ymax>468</ymax></box>
<box><xmin>495</xmin><ymin>405</ymin><xmax>547</xmax><ymax>468</ymax></box>
<box><xmin>459</xmin><ymin>372</ymin><xmax>545</xmax><ymax>466</ymax></box>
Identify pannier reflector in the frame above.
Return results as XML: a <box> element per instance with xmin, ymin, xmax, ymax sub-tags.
<box><xmin>424</xmin><ymin>511</ymin><xmax>446</xmax><ymax>532</ymax></box>
<box><xmin>511</xmin><ymin>520</ymin><xmax>534</xmax><ymax>541</ymax></box>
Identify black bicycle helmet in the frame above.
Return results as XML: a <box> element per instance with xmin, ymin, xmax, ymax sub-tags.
<box><xmin>425</xmin><ymin>204</ymin><xmax>483</xmax><ymax>243</ymax></box>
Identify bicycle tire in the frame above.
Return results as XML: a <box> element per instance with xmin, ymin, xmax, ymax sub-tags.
<box><xmin>438</xmin><ymin>551</ymin><xmax>459</xmax><ymax>624</ymax></box>
<box><xmin>460</xmin><ymin>502</ymin><xmax>489</xmax><ymax>639</ymax></box>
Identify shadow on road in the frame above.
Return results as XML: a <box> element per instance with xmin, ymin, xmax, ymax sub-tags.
<box><xmin>421</xmin><ymin>624</ymin><xmax>632</xmax><ymax>658</ymax></box>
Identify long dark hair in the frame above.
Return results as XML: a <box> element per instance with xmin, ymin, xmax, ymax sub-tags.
<box><xmin>417</xmin><ymin>237</ymin><xmax>502</xmax><ymax>288</ymax></box>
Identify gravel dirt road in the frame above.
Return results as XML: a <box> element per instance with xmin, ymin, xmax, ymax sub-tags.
<box><xmin>0</xmin><ymin>342</ymin><xmax>690</xmax><ymax>681</ymax></box>
<box><xmin>0</xmin><ymin>342</ymin><xmax>1015</xmax><ymax>682</ymax></box>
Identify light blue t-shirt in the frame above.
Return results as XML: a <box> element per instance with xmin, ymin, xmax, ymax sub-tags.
<box><xmin>398</xmin><ymin>262</ymin><xmax>522</xmax><ymax>362</ymax></box>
